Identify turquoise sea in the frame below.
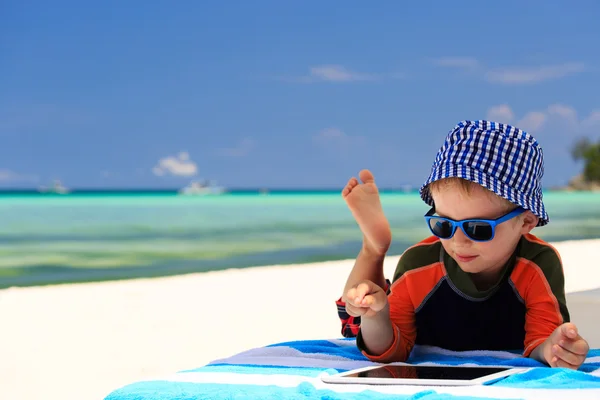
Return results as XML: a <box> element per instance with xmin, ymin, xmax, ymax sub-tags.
<box><xmin>0</xmin><ymin>190</ymin><xmax>599</xmax><ymax>289</ymax></box>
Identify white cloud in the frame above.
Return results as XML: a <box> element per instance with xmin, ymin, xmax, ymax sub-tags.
<box><xmin>485</xmin><ymin>62</ymin><xmax>585</xmax><ymax>84</ymax></box>
<box><xmin>547</xmin><ymin>104</ymin><xmax>578</xmax><ymax>125</ymax></box>
<box><xmin>152</xmin><ymin>152</ymin><xmax>198</xmax><ymax>177</ymax></box>
<box><xmin>279</xmin><ymin>65</ymin><xmax>403</xmax><ymax>83</ymax></box>
<box><xmin>485</xmin><ymin>104</ymin><xmax>600</xmax><ymax>134</ymax></box>
<box><xmin>313</xmin><ymin>128</ymin><xmax>366</xmax><ymax>149</ymax></box>
<box><xmin>218</xmin><ymin>138</ymin><xmax>255</xmax><ymax>157</ymax></box>
<box><xmin>516</xmin><ymin>111</ymin><xmax>547</xmax><ymax>133</ymax></box>
<box><xmin>486</xmin><ymin>104</ymin><xmax>515</xmax><ymax>124</ymax></box>
<box><xmin>308</xmin><ymin>65</ymin><xmax>376</xmax><ymax>82</ymax></box>
<box><xmin>582</xmin><ymin>110</ymin><xmax>600</xmax><ymax>128</ymax></box>
<box><xmin>313</xmin><ymin>127</ymin><xmax>347</xmax><ymax>141</ymax></box>
<box><xmin>486</xmin><ymin>104</ymin><xmax>550</xmax><ymax>132</ymax></box>
<box><xmin>433</xmin><ymin>57</ymin><xmax>480</xmax><ymax>70</ymax></box>
<box><xmin>434</xmin><ymin>58</ymin><xmax>586</xmax><ymax>85</ymax></box>
<box><xmin>0</xmin><ymin>169</ymin><xmax>38</xmax><ymax>183</ymax></box>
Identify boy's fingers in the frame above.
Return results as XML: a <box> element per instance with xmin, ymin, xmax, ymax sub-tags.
<box><xmin>345</xmin><ymin>280</ymin><xmax>383</xmax><ymax>308</ymax></box>
<box><xmin>559</xmin><ymin>338</ymin><xmax>589</xmax><ymax>356</ymax></box>
<box><xmin>345</xmin><ymin>285</ymin><xmax>364</xmax><ymax>305</ymax></box>
<box><xmin>355</xmin><ymin>282</ymin><xmax>373</xmax><ymax>299</ymax></box>
<box><xmin>552</xmin><ymin>344</ymin><xmax>584</xmax><ymax>367</ymax></box>
<box><xmin>345</xmin><ymin>303</ymin><xmax>366</xmax><ymax>317</ymax></box>
<box><xmin>560</xmin><ymin>323</ymin><xmax>578</xmax><ymax>340</ymax></box>
<box><xmin>345</xmin><ymin>288</ymin><xmax>357</xmax><ymax>304</ymax></box>
<box><xmin>351</xmin><ymin>281</ymin><xmax>378</xmax><ymax>304</ymax></box>
<box><xmin>365</xmin><ymin>292</ymin><xmax>388</xmax><ymax>312</ymax></box>
<box><xmin>554</xmin><ymin>356</ymin><xmax>578</xmax><ymax>370</ymax></box>
<box><xmin>360</xmin><ymin>294</ymin><xmax>380</xmax><ymax>308</ymax></box>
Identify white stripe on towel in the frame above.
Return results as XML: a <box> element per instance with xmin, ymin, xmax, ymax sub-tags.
<box><xmin>410</xmin><ymin>345</ymin><xmax>522</xmax><ymax>360</ymax></box>
<box><xmin>160</xmin><ymin>371</ymin><xmax>600</xmax><ymax>400</ymax></box>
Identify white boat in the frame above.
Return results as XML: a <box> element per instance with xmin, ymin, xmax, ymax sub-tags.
<box><xmin>178</xmin><ymin>180</ymin><xmax>225</xmax><ymax>196</ymax></box>
<box><xmin>38</xmin><ymin>180</ymin><xmax>70</xmax><ymax>194</ymax></box>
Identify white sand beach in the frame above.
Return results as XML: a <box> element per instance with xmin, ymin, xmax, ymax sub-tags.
<box><xmin>1</xmin><ymin>238</ymin><xmax>600</xmax><ymax>400</ymax></box>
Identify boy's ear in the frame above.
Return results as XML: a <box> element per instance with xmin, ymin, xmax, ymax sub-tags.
<box><xmin>520</xmin><ymin>210</ymin><xmax>539</xmax><ymax>234</ymax></box>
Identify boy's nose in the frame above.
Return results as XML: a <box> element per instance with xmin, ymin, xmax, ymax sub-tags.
<box><xmin>452</xmin><ymin>227</ymin><xmax>473</xmax><ymax>245</ymax></box>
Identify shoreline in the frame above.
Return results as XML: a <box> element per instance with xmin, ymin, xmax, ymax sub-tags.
<box><xmin>3</xmin><ymin>237</ymin><xmax>599</xmax><ymax>291</ymax></box>
<box><xmin>1</xmin><ymin>237</ymin><xmax>600</xmax><ymax>400</ymax></box>
<box><xmin>3</xmin><ymin>236</ymin><xmax>600</xmax><ymax>290</ymax></box>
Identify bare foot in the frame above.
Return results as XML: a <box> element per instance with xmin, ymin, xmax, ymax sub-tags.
<box><xmin>342</xmin><ymin>170</ymin><xmax>392</xmax><ymax>255</ymax></box>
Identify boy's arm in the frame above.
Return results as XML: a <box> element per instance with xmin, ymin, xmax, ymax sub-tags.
<box><xmin>510</xmin><ymin>251</ymin><xmax>570</xmax><ymax>362</ymax></box>
<box><xmin>343</xmin><ymin>242</ymin><xmax>388</xmax><ymax>296</ymax></box>
<box><xmin>356</xmin><ymin>276</ymin><xmax>417</xmax><ymax>363</ymax></box>
<box><xmin>335</xmin><ymin>242</ymin><xmax>390</xmax><ymax>338</ymax></box>
<box><xmin>517</xmin><ymin>254</ymin><xmax>588</xmax><ymax>368</ymax></box>
<box><xmin>356</xmin><ymin>253</ymin><xmax>444</xmax><ymax>363</ymax></box>
<box><xmin>528</xmin><ymin>331</ymin><xmax>553</xmax><ymax>365</ymax></box>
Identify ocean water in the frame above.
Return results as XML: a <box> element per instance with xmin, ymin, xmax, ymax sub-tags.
<box><xmin>0</xmin><ymin>190</ymin><xmax>599</xmax><ymax>288</ymax></box>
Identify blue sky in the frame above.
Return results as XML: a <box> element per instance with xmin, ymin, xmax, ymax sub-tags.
<box><xmin>1</xmin><ymin>1</ymin><xmax>599</xmax><ymax>189</ymax></box>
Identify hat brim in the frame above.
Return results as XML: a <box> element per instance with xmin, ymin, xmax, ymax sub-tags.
<box><xmin>419</xmin><ymin>164</ymin><xmax>548</xmax><ymax>227</ymax></box>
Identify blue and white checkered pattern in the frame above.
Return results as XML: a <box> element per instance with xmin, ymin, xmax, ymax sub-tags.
<box><xmin>419</xmin><ymin>120</ymin><xmax>549</xmax><ymax>226</ymax></box>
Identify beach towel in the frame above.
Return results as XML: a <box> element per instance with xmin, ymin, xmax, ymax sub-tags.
<box><xmin>104</xmin><ymin>338</ymin><xmax>600</xmax><ymax>400</ymax></box>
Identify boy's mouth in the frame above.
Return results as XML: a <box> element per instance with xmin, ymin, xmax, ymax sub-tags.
<box><xmin>455</xmin><ymin>253</ymin><xmax>478</xmax><ymax>262</ymax></box>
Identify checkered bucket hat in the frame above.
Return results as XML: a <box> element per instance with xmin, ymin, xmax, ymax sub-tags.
<box><xmin>419</xmin><ymin>120</ymin><xmax>549</xmax><ymax>226</ymax></box>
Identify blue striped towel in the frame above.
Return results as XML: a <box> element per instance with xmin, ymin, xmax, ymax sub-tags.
<box><xmin>104</xmin><ymin>338</ymin><xmax>600</xmax><ymax>399</ymax></box>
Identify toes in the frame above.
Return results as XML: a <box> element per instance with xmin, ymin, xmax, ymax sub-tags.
<box><xmin>358</xmin><ymin>169</ymin><xmax>375</xmax><ymax>184</ymax></box>
<box><xmin>341</xmin><ymin>177</ymin><xmax>359</xmax><ymax>196</ymax></box>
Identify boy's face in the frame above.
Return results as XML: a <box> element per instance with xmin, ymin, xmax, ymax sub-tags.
<box><xmin>430</xmin><ymin>183</ymin><xmax>538</xmax><ymax>280</ymax></box>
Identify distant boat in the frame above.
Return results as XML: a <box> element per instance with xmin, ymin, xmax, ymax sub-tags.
<box><xmin>178</xmin><ymin>180</ymin><xmax>225</xmax><ymax>196</ymax></box>
<box><xmin>38</xmin><ymin>180</ymin><xmax>70</xmax><ymax>194</ymax></box>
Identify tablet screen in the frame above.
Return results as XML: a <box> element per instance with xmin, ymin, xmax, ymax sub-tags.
<box><xmin>345</xmin><ymin>365</ymin><xmax>510</xmax><ymax>380</ymax></box>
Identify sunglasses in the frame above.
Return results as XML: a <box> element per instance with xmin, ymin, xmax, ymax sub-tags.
<box><xmin>424</xmin><ymin>207</ymin><xmax>525</xmax><ymax>242</ymax></box>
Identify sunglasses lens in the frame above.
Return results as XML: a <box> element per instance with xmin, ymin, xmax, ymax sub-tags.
<box><xmin>428</xmin><ymin>218</ymin><xmax>454</xmax><ymax>238</ymax></box>
<box><xmin>463</xmin><ymin>222</ymin><xmax>493</xmax><ymax>241</ymax></box>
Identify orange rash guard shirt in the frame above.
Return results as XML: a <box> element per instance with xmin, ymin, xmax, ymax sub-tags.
<box><xmin>347</xmin><ymin>234</ymin><xmax>569</xmax><ymax>363</ymax></box>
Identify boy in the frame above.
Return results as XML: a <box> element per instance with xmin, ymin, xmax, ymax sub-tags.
<box><xmin>336</xmin><ymin>120</ymin><xmax>589</xmax><ymax>370</ymax></box>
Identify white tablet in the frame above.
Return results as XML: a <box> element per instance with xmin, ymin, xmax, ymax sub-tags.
<box><xmin>321</xmin><ymin>363</ymin><xmax>525</xmax><ymax>386</ymax></box>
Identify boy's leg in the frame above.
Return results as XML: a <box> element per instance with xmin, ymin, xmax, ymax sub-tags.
<box><xmin>337</xmin><ymin>170</ymin><xmax>392</xmax><ymax>336</ymax></box>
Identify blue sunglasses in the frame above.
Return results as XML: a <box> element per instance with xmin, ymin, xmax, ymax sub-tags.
<box><xmin>424</xmin><ymin>207</ymin><xmax>525</xmax><ymax>242</ymax></box>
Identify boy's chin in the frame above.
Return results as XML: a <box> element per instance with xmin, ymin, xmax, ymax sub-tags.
<box><xmin>455</xmin><ymin>261</ymin><xmax>482</xmax><ymax>274</ymax></box>
<box><xmin>456</xmin><ymin>260</ymin><xmax>504</xmax><ymax>282</ymax></box>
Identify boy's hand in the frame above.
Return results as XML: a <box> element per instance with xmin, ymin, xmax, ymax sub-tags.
<box><xmin>344</xmin><ymin>280</ymin><xmax>388</xmax><ymax>318</ymax></box>
<box><xmin>544</xmin><ymin>323</ymin><xmax>589</xmax><ymax>369</ymax></box>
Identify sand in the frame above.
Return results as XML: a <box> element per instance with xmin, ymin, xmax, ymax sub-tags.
<box><xmin>1</xmin><ymin>238</ymin><xmax>599</xmax><ymax>400</ymax></box>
